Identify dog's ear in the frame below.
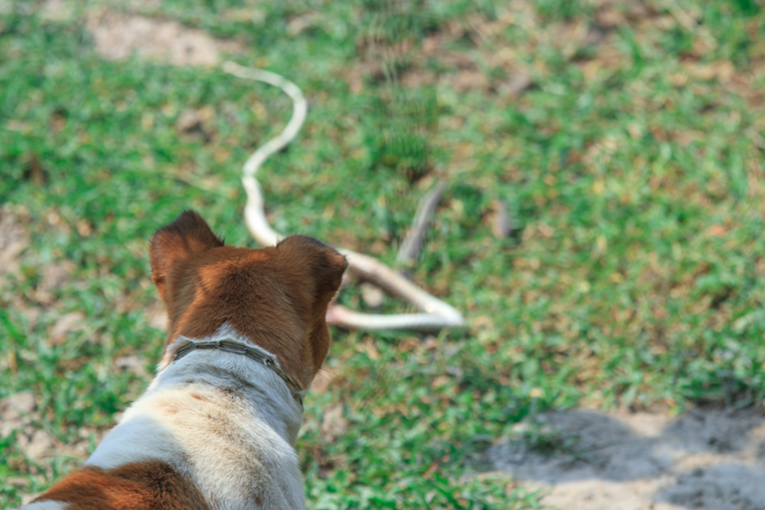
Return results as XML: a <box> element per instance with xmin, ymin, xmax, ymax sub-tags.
<box><xmin>277</xmin><ymin>235</ymin><xmax>347</xmax><ymax>307</ymax></box>
<box><xmin>277</xmin><ymin>235</ymin><xmax>347</xmax><ymax>374</ymax></box>
<box><xmin>150</xmin><ymin>210</ymin><xmax>224</xmax><ymax>302</ymax></box>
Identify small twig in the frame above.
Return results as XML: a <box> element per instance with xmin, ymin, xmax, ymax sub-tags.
<box><xmin>397</xmin><ymin>181</ymin><xmax>447</xmax><ymax>266</ymax></box>
<box><xmin>492</xmin><ymin>199</ymin><xmax>513</xmax><ymax>239</ymax></box>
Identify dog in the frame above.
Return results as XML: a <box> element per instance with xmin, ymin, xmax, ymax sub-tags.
<box><xmin>22</xmin><ymin>210</ymin><xmax>347</xmax><ymax>510</ymax></box>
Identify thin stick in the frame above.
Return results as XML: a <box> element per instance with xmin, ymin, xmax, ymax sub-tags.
<box><xmin>397</xmin><ymin>181</ymin><xmax>448</xmax><ymax>266</ymax></box>
<box><xmin>223</xmin><ymin>61</ymin><xmax>464</xmax><ymax>331</ymax></box>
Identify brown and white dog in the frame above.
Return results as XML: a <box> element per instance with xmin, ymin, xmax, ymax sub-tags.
<box><xmin>22</xmin><ymin>210</ymin><xmax>347</xmax><ymax>510</ymax></box>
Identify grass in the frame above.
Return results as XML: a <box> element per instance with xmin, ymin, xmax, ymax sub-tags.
<box><xmin>2</xmin><ymin>0</ymin><xmax>765</xmax><ymax>507</ymax></box>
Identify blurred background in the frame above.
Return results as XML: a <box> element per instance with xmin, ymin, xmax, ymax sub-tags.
<box><xmin>2</xmin><ymin>0</ymin><xmax>765</xmax><ymax>508</ymax></box>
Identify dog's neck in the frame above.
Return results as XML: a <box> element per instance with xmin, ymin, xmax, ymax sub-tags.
<box><xmin>151</xmin><ymin>324</ymin><xmax>305</xmax><ymax>445</ymax></box>
<box><xmin>85</xmin><ymin>324</ymin><xmax>307</xmax><ymax>509</ymax></box>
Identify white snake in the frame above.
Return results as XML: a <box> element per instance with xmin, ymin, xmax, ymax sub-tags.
<box><xmin>222</xmin><ymin>61</ymin><xmax>463</xmax><ymax>331</ymax></box>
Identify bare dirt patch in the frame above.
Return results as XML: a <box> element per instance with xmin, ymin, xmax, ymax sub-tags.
<box><xmin>488</xmin><ymin>408</ymin><xmax>765</xmax><ymax>510</ymax></box>
<box><xmin>0</xmin><ymin>392</ymin><xmax>36</xmax><ymax>438</ymax></box>
<box><xmin>0</xmin><ymin>206</ymin><xmax>30</xmax><ymax>285</ymax></box>
<box><xmin>86</xmin><ymin>10</ymin><xmax>242</xmax><ymax>67</ymax></box>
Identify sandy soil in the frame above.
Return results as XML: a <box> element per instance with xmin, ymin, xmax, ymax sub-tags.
<box><xmin>86</xmin><ymin>9</ymin><xmax>241</xmax><ymax>67</ymax></box>
<box><xmin>488</xmin><ymin>408</ymin><xmax>765</xmax><ymax>510</ymax></box>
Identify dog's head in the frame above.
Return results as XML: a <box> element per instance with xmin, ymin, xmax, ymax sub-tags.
<box><xmin>149</xmin><ymin>210</ymin><xmax>347</xmax><ymax>388</ymax></box>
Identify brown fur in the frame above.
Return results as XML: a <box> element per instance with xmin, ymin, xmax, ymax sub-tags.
<box><xmin>150</xmin><ymin>210</ymin><xmax>347</xmax><ymax>388</ymax></box>
<box><xmin>32</xmin><ymin>211</ymin><xmax>346</xmax><ymax>509</ymax></box>
<box><xmin>31</xmin><ymin>461</ymin><xmax>211</xmax><ymax>510</ymax></box>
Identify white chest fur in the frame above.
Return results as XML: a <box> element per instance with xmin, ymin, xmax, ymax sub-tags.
<box><xmin>86</xmin><ymin>330</ymin><xmax>306</xmax><ymax>510</ymax></box>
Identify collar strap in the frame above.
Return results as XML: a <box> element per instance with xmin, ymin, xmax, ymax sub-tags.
<box><xmin>172</xmin><ymin>338</ymin><xmax>304</xmax><ymax>405</ymax></box>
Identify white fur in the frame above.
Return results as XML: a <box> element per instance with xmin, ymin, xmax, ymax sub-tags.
<box><xmin>85</xmin><ymin>325</ymin><xmax>306</xmax><ymax>510</ymax></box>
<box><xmin>18</xmin><ymin>502</ymin><xmax>68</xmax><ymax>510</ymax></box>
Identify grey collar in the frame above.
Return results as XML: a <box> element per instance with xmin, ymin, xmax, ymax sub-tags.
<box><xmin>172</xmin><ymin>337</ymin><xmax>304</xmax><ymax>405</ymax></box>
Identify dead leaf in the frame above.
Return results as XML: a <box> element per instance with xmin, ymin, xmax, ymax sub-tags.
<box><xmin>397</xmin><ymin>337</ymin><xmax>421</xmax><ymax>353</ymax></box>
<box><xmin>400</xmin><ymin>70</ymin><xmax>436</xmax><ymax>88</ymax></box>
<box><xmin>343</xmin><ymin>67</ymin><xmax>364</xmax><ymax>94</ymax></box>
<box><xmin>34</xmin><ymin>260</ymin><xmax>76</xmax><ymax>304</ymax></box>
<box><xmin>422</xmin><ymin>336</ymin><xmax>439</xmax><ymax>351</ymax></box>
<box><xmin>707</xmin><ymin>224</ymin><xmax>728</xmax><ymax>238</ymax></box>
<box><xmin>359</xmin><ymin>282</ymin><xmax>384</xmax><ymax>309</ymax></box>
<box><xmin>595</xmin><ymin>5</ymin><xmax>626</xmax><ymax>27</ymax></box>
<box><xmin>310</xmin><ymin>371</ymin><xmax>332</xmax><ymax>394</ymax></box>
<box><xmin>21</xmin><ymin>429</ymin><xmax>55</xmax><ymax>461</ymax></box>
<box><xmin>321</xmin><ymin>404</ymin><xmax>348</xmax><ymax>443</ymax></box>
<box><xmin>176</xmin><ymin>108</ymin><xmax>213</xmax><ymax>143</ymax></box>
<box><xmin>0</xmin><ymin>208</ymin><xmax>30</xmax><ymax>281</ymax></box>
<box><xmin>473</xmin><ymin>315</ymin><xmax>493</xmax><ymax>330</ymax></box>
<box><xmin>0</xmin><ymin>391</ymin><xmax>36</xmax><ymax>436</ymax></box>
<box><xmin>0</xmin><ymin>392</ymin><xmax>35</xmax><ymax>417</ymax></box>
<box><xmin>450</xmin><ymin>70</ymin><xmax>488</xmax><ymax>92</ymax></box>
<box><xmin>49</xmin><ymin>311</ymin><xmax>86</xmax><ymax>345</ymax></box>
<box><xmin>146</xmin><ymin>299</ymin><xmax>167</xmax><ymax>330</ymax></box>
<box><xmin>76</xmin><ymin>219</ymin><xmax>92</xmax><ymax>237</ymax></box>
<box><xmin>432</xmin><ymin>375</ymin><xmax>451</xmax><ymax>389</ymax></box>
<box><xmin>21</xmin><ymin>494</ymin><xmax>41</xmax><ymax>506</ymax></box>
<box><xmin>287</xmin><ymin>12</ymin><xmax>318</xmax><ymax>36</ymax></box>
<box><xmin>686</xmin><ymin>61</ymin><xmax>736</xmax><ymax>84</ymax></box>
<box><xmin>357</xmin><ymin>339</ymin><xmax>381</xmax><ymax>360</ymax></box>
<box><xmin>5</xmin><ymin>477</ymin><xmax>30</xmax><ymax>488</ymax></box>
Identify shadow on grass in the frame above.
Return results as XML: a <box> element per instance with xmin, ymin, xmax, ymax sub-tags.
<box><xmin>487</xmin><ymin>407</ymin><xmax>765</xmax><ymax>510</ymax></box>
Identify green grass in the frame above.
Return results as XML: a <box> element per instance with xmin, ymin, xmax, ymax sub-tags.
<box><xmin>2</xmin><ymin>0</ymin><xmax>765</xmax><ymax>507</ymax></box>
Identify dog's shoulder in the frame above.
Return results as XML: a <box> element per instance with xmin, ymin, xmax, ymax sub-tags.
<box><xmin>26</xmin><ymin>460</ymin><xmax>210</xmax><ymax>510</ymax></box>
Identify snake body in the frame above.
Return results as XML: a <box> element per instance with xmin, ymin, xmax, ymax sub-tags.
<box><xmin>223</xmin><ymin>61</ymin><xmax>463</xmax><ymax>331</ymax></box>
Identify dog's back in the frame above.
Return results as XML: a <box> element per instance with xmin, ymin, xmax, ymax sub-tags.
<box><xmin>23</xmin><ymin>211</ymin><xmax>347</xmax><ymax>510</ymax></box>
